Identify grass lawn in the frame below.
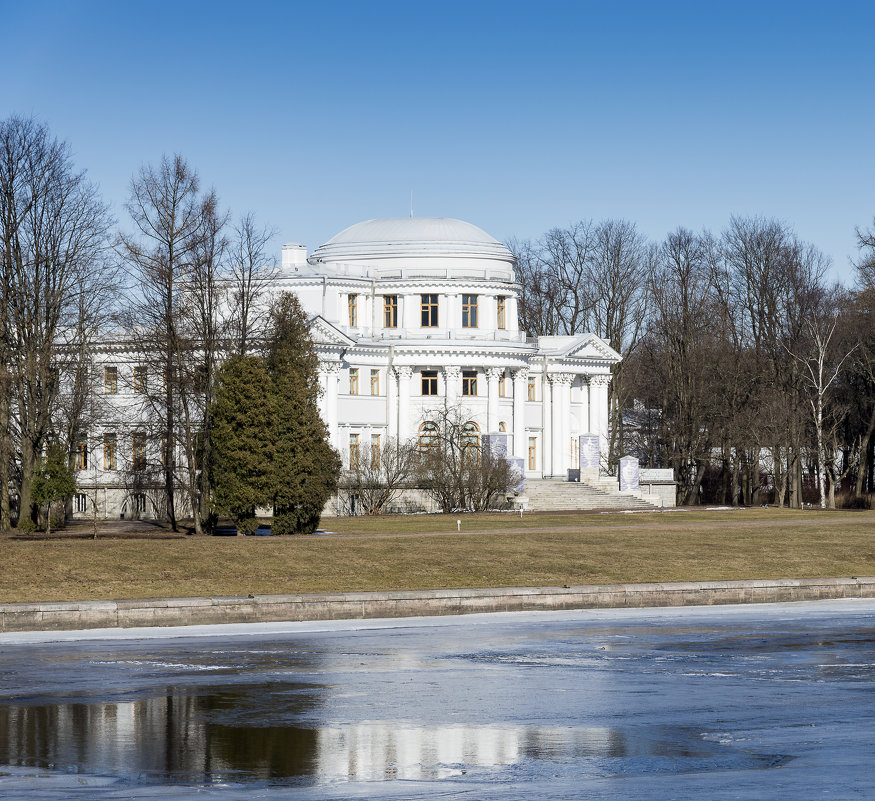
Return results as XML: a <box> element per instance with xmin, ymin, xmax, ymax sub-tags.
<box><xmin>2</xmin><ymin>507</ymin><xmax>874</xmax><ymax>604</ymax></box>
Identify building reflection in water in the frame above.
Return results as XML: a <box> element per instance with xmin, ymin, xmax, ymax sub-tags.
<box><xmin>0</xmin><ymin>690</ymin><xmax>690</xmax><ymax>784</ymax></box>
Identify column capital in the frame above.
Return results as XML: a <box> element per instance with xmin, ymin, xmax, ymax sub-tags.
<box><xmin>319</xmin><ymin>360</ymin><xmax>341</xmax><ymax>375</ymax></box>
<box><xmin>444</xmin><ymin>366</ymin><xmax>462</xmax><ymax>380</ymax></box>
<box><xmin>486</xmin><ymin>366</ymin><xmax>504</xmax><ymax>382</ymax></box>
<box><xmin>590</xmin><ymin>374</ymin><xmax>611</xmax><ymax>387</ymax></box>
<box><xmin>548</xmin><ymin>372</ymin><xmax>573</xmax><ymax>386</ymax></box>
<box><xmin>511</xmin><ymin>367</ymin><xmax>529</xmax><ymax>382</ymax></box>
<box><xmin>394</xmin><ymin>365</ymin><xmax>414</xmax><ymax>380</ymax></box>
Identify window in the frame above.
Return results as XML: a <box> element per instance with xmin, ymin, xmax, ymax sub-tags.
<box><xmin>349</xmin><ymin>368</ymin><xmax>359</xmax><ymax>395</ymax></box>
<box><xmin>74</xmin><ymin>441</ymin><xmax>88</xmax><ymax>471</ymax></box>
<box><xmin>571</xmin><ymin>436</ymin><xmax>579</xmax><ymax>469</ymax></box>
<box><xmin>383</xmin><ymin>295</ymin><xmax>398</xmax><ymax>328</ymax></box>
<box><xmin>133</xmin><ymin>366</ymin><xmax>147</xmax><ymax>393</ymax></box>
<box><xmin>104</xmin><ymin>366</ymin><xmax>118</xmax><ymax>394</ymax></box>
<box><xmin>371</xmin><ymin>434</ymin><xmax>381</xmax><ymax>467</ymax></box>
<box><xmin>161</xmin><ymin>435</ymin><xmax>171</xmax><ymax>468</ymax></box>
<box><xmin>421</xmin><ymin>294</ymin><xmax>438</xmax><ymax>327</ymax></box>
<box><xmin>370</xmin><ymin>369</ymin><xmax>380</xmax><ymax>395</ymax></box>
<box><xmin>418</xmin><ymin>421</ymin><xmax>439</xmax><ymax>455</ymax></box>
<box><xmin>349</xmin><ymin>433</ymin><xmax>360</xmax><ymax>467</ymax></box>
<box><xmin>462</xmin><ymin>294</ymin><xmax>478</xmax><ymax>328</ymax></box>
<box><xmin>348</xmin><ymin>293</ymin><xmax>358</xmax><ymax>327</ymax></box>
<box><xmin>421</xmin><ymin>370</ymin><xmax>438</xmax><ymax>395</ymax></box>
<box><xmin>461</xmin><ymin>421</ymin><xmax>480</xmax><ymax>464</ymax></box>
<box><xmin>498</xmin><ymin>372</ymin><xmax>507</xmax><ymax>397</ymax></box>
<box><xmin>527</xmin><ymin>376</ymin><xmax>536</xmax><ymax>401</ymax></box>
<box><xmin>462</xmin><ymin>370</ymin><xmax>477</xmax><ymax>396</ymax></box>
<box><xmin>132</xmin><ymin>432</ymin><xmax>146</xmax><ymax>471</ymax></box>
<box><xmin>497</xmin><ymin>296</ymin><xmax>507</xmax><ymax>330</ymax></box>
<box><xmin>75</xmin><ymin>493</ymin><xmax>88</xmax><ymax>513</ymax></box>
<box><xmin>103</xmin><ymin>434</ymin><xmax>117</xmax><ymax>470</ymax></box>
<box><xmin>528</xmin><ymin>437</ymin><xmax>537</xmax><ymax>470</ymax></box>
<box><xmin>498</xmin><ymin>421</ymin><xmax>507</xmax><ymax>432</ymax></box>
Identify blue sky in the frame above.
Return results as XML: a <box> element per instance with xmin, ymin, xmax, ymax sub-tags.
<box><xmin>2</xmin><ymin>0</ymin><xmax>873</xmax><ymax>282</ymax></box>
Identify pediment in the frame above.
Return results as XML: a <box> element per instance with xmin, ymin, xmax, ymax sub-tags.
<box><xmin>309</xmin><ymin>315</ymin><xmax>356</xmax><ymax>346</ymax></box>
<box><xmin>563</xmin><ymin>334</ymin><xmax>621</xmax><ymax>362</ymax></box>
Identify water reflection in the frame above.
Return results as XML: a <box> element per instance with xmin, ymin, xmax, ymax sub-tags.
<box><xmin>0</xmin><ymin>689</ymin><xmax>784</xmax><ymax>785</ymax></box>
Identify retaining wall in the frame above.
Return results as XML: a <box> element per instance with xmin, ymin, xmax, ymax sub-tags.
<box><xmin>2</xmin><ymin>577</ymin><xmax>874</xmax><ymax>633</ymax></box>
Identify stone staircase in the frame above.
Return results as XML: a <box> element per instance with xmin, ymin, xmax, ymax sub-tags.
<box><xmin>519</xmin><ymin>477</ymin><xmax>663</xmax><ymax>512</ymax></box>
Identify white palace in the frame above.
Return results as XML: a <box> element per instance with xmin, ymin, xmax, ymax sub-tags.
<box><xmin>281</xmin><ymin>217</ymin><xmax>619</xmax><ymax>481</ymax></box>
<box><xmin>74</xmin><ymin>216</ymin><xmax>672</xmax><ymax>520</ymax></box>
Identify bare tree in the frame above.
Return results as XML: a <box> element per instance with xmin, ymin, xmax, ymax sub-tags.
<box><xmin>784</xmin><ymin>288</ymin><xmax>857</xmax><ymax>508</ymax></box>
<box><xmin>118</xmin><ymin>154</ymin><xmax>215</xmax><ymax>532</ymax></box>
<box><xmin>339</xmin><ymin>437</ymin><xmax>418</xmax><ymax>515</ymax></box>
<box><xmin>229</xmin><ymin>213</ymin><xmax>276</xmax><ymax>355</ymax></box>
<box><xmin>415</xmin><ymin>402</ymin><xmax>520</xmax><ymax>512</ymax></box>
<box><xmin>0</xmin><ymin>116</ymin><xmax>113</xmax><ymax>529</ymax></box>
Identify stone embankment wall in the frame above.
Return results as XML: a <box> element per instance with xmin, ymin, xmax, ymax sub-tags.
<box><xmin>2</xmin><ymin>577</ymin><xmax>874</xmax><ymax>632</ymax></box>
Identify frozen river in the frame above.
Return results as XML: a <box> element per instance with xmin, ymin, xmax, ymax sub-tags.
<box><xmin>1</xmin><ymin>599</ymin><xmax>874</xmax><ymax>799</ymax></box>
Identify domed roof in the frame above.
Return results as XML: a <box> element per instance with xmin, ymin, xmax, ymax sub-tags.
<box><xmin>310</xmin><ymin>217</ymin><xmax>514</xmax><ymax>263</ymax></box>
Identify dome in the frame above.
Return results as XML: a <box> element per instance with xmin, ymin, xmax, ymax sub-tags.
<box><xmin>310</xmin><ymin>217</ymin><xmax>514</xmax><ymax>264</ymax></box>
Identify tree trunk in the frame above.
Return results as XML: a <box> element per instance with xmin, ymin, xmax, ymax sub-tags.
<box><xmin>855</xmin><ymin>407</ymin><xmax>875</xmax><ymax>498</ymax></box>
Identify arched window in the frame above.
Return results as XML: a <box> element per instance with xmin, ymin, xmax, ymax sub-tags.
<box><xmin>461</xmin><ymin>421</ymin><xmax>480</xmax><ymax>464</ymax></box>
<box><xmin>419</xmin><ymin>421</ymin><xmax>439</xmax><ymax>455</ymax></box>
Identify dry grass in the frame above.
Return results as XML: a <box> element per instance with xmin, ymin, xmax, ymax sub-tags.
<box><xmin>3</xmin><ymin>508</ymin><xmax>875</xmax><ymax>604</ymax></box>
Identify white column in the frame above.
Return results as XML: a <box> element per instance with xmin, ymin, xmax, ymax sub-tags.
<box><xmin>320</xmin><ymin>361</ymin><xmax>340</xmax><ymax>448</ymax></box>
<box><xmin>511</xmin><ymin>368</ymin><xmax>528</xmax><ymax>460</ymax></box>
<box><xmin>580</xmin><ymin>377</ymin><xmax>591</xmax><ymax>434</ymax></box>
<box><xmin>486</xmin><ymin>367</ymin><xmax>502</xmax><ymax>432</ymax></box>
<box><xmin>549</xmin><ymin>373</ymin><xmax>572</xmax><ymax>477</ymax></box>
<box><xmin>395</xmin><ymin>365</ymin><xmax>413</xmax><ymax>442</ymax></box>
<box><xmin>542</xmin><ymin>373</ymin><xmax>552</xmax><ymax>477</ymax></box>
<box><xmin>444</xmin><ymin>366</ymin><xmax>460</xmax><ymax>407</ymax></box>
<box><xmin>590</xmin><ymin>374</ymin><xmax>611</xmax><ymax>464</ymax></box>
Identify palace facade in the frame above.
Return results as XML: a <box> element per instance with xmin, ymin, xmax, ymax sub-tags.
<box><xmin>73</xmin><ymin>216</ymin><xmax>629</xmax><ymax>520</ymax></box>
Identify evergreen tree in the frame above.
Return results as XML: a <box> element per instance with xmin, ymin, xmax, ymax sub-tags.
<box><xmin>31</xmin><ymin>443</ymin><xmax>77</xmax><ymax>535</ymax></box>
<box><xmin>265</xmin><ymin>293</ymin><xmax>340</xmax><ymax>534</ymax></box>
<box><xmin>211</xmin><ymin>355</ymin><xmax>276</xmax><ymax>533</ymax></box>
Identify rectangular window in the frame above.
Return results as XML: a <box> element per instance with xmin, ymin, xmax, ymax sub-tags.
<box><xmin>74</xmin><ymin>441</ymin><xmax>88</xmax><ymax>471</ymax></box>
<box><xmin>497</xmin><ymin>296</ymin><xmax>507</xmax><ymax>329</ymax></box>
<box><xmin>349</xmin><ymin>368</ymin><xmax>359</xmax><ymax>395</ymax></box>
<box><xmin>371</xmin><ymin>434</ymin><xmax>381</xmax><ymax>467</ymax></box>
<box><xmin>383</xmin><ymin>295</ymin><xmax>398</xmax><ymax>328</ymax></box>
<box><xmin>132</xmin><ymin>432</ymin><xmax>146</xmax><ymax>471</ymax></box>
<box><xmin>462</xmin><ymin>370</ymin><xmax>477</xmax><ymax>396</ymax></box>
<box><xmin>421</xmin><ymin>370</ymin><xmax>438</xmax><ymax>396</ymax></box>
<box><xmin>104</xmin><ymin>366</ymin><xmax>118</xmax><ymax>394</ymax></box>
<box><xmin>348</xmin><ymin>293</ymin><xmax>358</xmax><ymax>327</ymax></box>
<box><xmin>462</xmin><ymin>294</ymin><xmax>478</xmax><ymax>328</ymax></box>
<box><xmin>349</xmin><ymin>433</ymin><xmax>360</xmax><ymax>467</ymax></box>
<box><xmin>498</xmin><ymin>372</ymin><xmax>507</xmax><ymax>397</ymax></box>
<box><xmin>133</xmin><ymin>366</ymin><xmax>147</xmax><ymax>393</ymax></box>
<box><xmin>421</xmin><ymin>294</ymin><xmax>438</xmax><ymax>327</ymax></box>
<box><xmin>370</xmin><ymin>369</ymin><xmax>380</xmax><ymax>395</ymax></box>
<box><xmin>527</xmin><ymin>376</ymin><xmax>536</xmax><ymax>401</ymax></box>
<box><xmin>103</xmin><ymin>434</ymin><xmax>117</xmax><ymax>470</ymax></box>
<box><xmin>161</xmin><ymin>435</ymin><xmax>171</xmax><ymax>468</ymax></box>
<box><xmin>75</xmin><ymin>493</ymin><xmax>88</xmax><ymax>513</ymax></box>
<box><xmin>571</xmin><ymin>436</ymin><xmax>579</xmax><ymax>469</ymax></box>
<box><xmin>528</xmin><ymin>437</ymin><xmax>537</xmax><ymax>471</ymax></box>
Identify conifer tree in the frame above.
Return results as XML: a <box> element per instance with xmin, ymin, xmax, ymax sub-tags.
<box><xmin>211</xmin><ymin>355</ymin><xmax>276</xmax><ymax>533</ymax></box>
<box><xmin>265</xmin><ymin>293</ymin><xmax>340</xmax><ymax>534</ymax></box>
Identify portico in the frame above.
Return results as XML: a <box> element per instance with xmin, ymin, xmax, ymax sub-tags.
<box><xmin>277</xmin><ymin>217</ymin><xmax>621</xmax><ymax>480</ymax></box>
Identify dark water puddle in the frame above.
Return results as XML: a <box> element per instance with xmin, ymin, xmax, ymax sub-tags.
<box><xmin>0</xmin><ymin>688</ymin><xmax>790</xmax><ymax>786</ymax></box>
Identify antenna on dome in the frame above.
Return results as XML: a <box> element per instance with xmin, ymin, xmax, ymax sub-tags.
<box><xmin>410</xmin><ymin>190</ymin><xmax>414</xmax><ymax>218</ymax></box>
